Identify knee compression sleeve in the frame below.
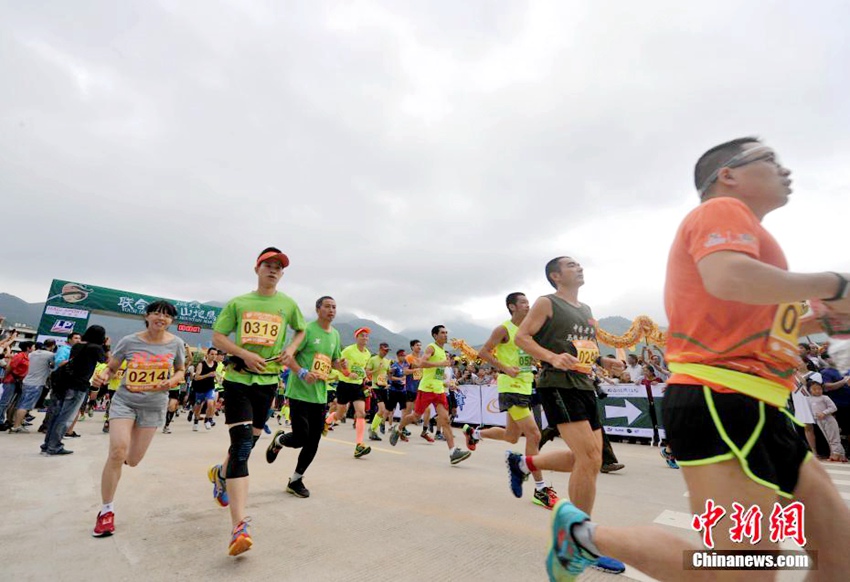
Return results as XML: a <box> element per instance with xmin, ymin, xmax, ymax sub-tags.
<box><xmin>226</xmin><ymin>424</ymin><xmax>254</xmax><ymax>479</ymax></box>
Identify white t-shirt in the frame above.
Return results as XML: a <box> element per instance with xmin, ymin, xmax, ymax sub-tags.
<box><xmin>626</xmin><ymin>364</ymin><xmax>644</xmax><ymax>384</ymax></box>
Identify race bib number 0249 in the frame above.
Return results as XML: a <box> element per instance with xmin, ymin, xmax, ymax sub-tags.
<box><xmin>241</xmin><ymin>312</ymin><xmax>282</xmax><ymax>347</ymax></box>
<box><xmin>572</xmin><ymin>339</ymin><xmax>599</xmax><ymax>374</ymax></box>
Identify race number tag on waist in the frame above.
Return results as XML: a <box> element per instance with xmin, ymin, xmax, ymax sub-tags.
<box><xmin>518</xmin><ymin>350</ymin><xmax>534</xmax><ymax>373</ymax></box>
<box><xmin>241</xmin><ymin>312</ymin><xmax>282</xmax><ymax>347</ymax></box>
<box><xmin>435</xmin><ymin>367</ymin><xmax>444</xmax><ymax>381</ymax></box>
<box><xmin>311</xmin><ymin>353</ymin><xmax>332</xmax><ymax>381</ymax></box>
<box><xmin>376</xmin><ymin>373</ymin><xmax>388</xmax><ymax>386</ymax></box>
<box><xmin>768</xmin><ymin>303</ymin><xmax>802</xmax><ymax>366</ymax></box>
<box><xmin>412</xmin><ymin>368</ymin><xmax>422</xmax><ymax>381</ymax></box>
<box><xmin>125</xmin><ymin>362</ymin><xmax>170</xmax><ymax>393</ymax></box>
<box><xmin>572</xmin><ymin>340</ymin><xmax>599</xmax><ymax>373</ymax></box>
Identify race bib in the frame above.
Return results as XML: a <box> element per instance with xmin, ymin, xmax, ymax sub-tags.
<box><xmin>518</xmin><ymin>350</ymin><xmax>534</xmax><ymax>373</ymax></box>
<box><xmin>412</xmin><ymin>368</ymin><xmax>422</xmax><ymax>381</ymax></box>
<box><xmin>572</xmin><ymin>340</ymin><xmax>599</xmax><ymax>374</ymax></box>
<box><xmin>350</xmin><ymin>365</ymin><xmax>365</xmax><ymax>382</ymax></box>
<box><xmin>767</xmin><ymin>303</ymin><xmax>802</xmax><ymax>365</ymax></box>
<box><xmin>435</xmin><ymin>367</ymin><xmax>444</xmax><ymax>381</ymax></box>
<box><xmin>241</xmin><ymin>312</ymin><xmax>282</xmax><ymax>347</ymax></box>
<box><xmin>376</xmin><ymin>373</ymin><xmax>388</xmax><ymax>387</ymax></box>
<box><xmin>125</xmin><ymin>362</ymin><xmax>170</xmax><ymax>393</ymax></box>
<box><xmin>311</xmin><ymin>353</ymin><xmax>332</xmax><ymax>381</ymax></box>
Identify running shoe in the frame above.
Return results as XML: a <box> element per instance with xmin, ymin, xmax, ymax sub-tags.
<box><xmin>449</xmin><ymin>447</ymin><xmax>472</xmax><ymax>465</ymax></box>
<box><xmin>286</xmin><ymin>478</ymin><xmax>310</xmax><ymax>498</ymax></box>
<box><xmin>592</xmin><ymin>556</ymin><xmax>626</xmax><ymax>574</ymax></box>
<box><xmin>208</xmin><ymin>464</ymin><xmax>229</xmax><ymax>507</ymax></box>
<box><xmin>205</xmin><ymin>421</ymin><xmax>212</xmax><ymax>431</ymax></box>
<box><xmin>92</xmin><ymin>511</ymin><xmax>115</xmax><ymax>538</ymax></box>
<box><xmin>87</xmin><ymin>408</ymin><xmax>94</xmax><ymax>418</ymax></box>
<box><xmin>399</xmin><ymin>430</ymin><xmax>409</xmax><ymax>442</ymax></box>
<box><xmin>505</xmin><ymin>451</ymin><xmax>529</xmax><ymax>498</ymax></box>
<box><xmin>379</xmin><ymin>423</ymin><xmax>386</xmax><ymax>434</ymax></box>
<box><xmin>162</xmin><ymin>425</ymin><xmax>172</xmax><ymax>434</ymax></box>
<box><xmin>263</xmin><ymin>423</ymin><xmax>270</xmax><ymax>435</ymax></box>
<box><xmin>368</xmin><ymin>430</ymin><xmax>382</xmax><ymax>442</ymax></box>
<box><xmin>9</xmin><ymin>426</ymin><xmax>30</xmax><ymax>433</ymax></box>
<box><xmin>660</xmin><ymin>448</ymin><xmax>679</xmax><ymax>469</ymax></box>
<box><xmin>402</xmin><ymin>428</ymin><xmax>411</xmax><ymax>437</ymax></box>
<box><xmin>600</xmin><ymin>462</ymin><xmax>624</xmax><ymax>473</ymax></box>
<box><xmin>277</xmin><ymin>414</ymin><xmax>283</xmax><ymax>426</ymax></box>
<box><xmin>462</xmin><ymin>424</ymin><xmax>479</xmax><ymax>451</ymax></box>
<box><xmin>420</xmin><ymin>431</ymin><xmax>435</xmax><ymax>443</ymax></box>
<box><xmin>435</xmin><ymin>432</ymin><xmax>445</xmax><ymax>441</ymax></box>
<box><xmin>548</xmin><ymin>500</ymin><xmax>598</xmax><ymax>580</ymax></box>
<box><xmin>102</xmin><ymin>421</ymin><xmax>109</xmax><ymax>433</ymax></box>
<box><xmin>354</xmin><ymin>444</ymin><xmax>372</xmax><ymax>458</ymax></box>
<box><xmin>533</xmin><ymin>486</ymin><xmax>559</xmax><ymax>510</ymax></box>
<box><xmin>187</xmin><ymin>411</ymin><xmax>193</xmax><ymax>422</ymax></box>
<box><xmin>389</xmin><ymin>427</ymin><xmax>400</xmax><ymax>446</ymax></box>
<box><xmin>228</xmin><ymin>517</ymin><xmax>253</xmax><ymax>556</ymax></box>
<box><xmin>266</xmin><ymin>430</ymin><xmax>284</xmax><ymax>464</ymax></box>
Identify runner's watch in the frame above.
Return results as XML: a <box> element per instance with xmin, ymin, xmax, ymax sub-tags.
<box><xmin>825</xmin><ymin>272</ymin><xmax>850</xmax><ymax>302</ymax></box>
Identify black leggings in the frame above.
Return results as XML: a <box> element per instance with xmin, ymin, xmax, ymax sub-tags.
<box><xmin>280</xmin><ymin>398</ymin><xmax>325</xmax><ymax>475</ymax></box>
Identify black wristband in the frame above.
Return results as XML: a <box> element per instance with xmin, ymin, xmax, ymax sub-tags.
<box><xmin>824</xmin><ymin>272</ymin><xmax>850</xmax><ymax>302</ymax></box>
<box><xmin>595</xmin><ymin>356</ymin><xmax>604</xmax><ymax>366</ymax></box>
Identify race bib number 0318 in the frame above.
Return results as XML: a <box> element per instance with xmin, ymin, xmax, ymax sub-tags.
<box><xmin>241</xmin><ymin>312</ymin><xmax>282</xmax><ymax>347</ymax></box>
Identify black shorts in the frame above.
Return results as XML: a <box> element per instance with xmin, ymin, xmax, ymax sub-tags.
<box><xmin>539</xmin><ymin>387</ymin><xmax>600</xmax><ymax>430</ymax></box>
<box><xmin>373</xmin><ymin>387</ymin><xmax>389</xmax><ymax>405</ymax></box>
<box><xmin>498</xmin><ymin>392</ymin><xmax>533</xmax><ymax>413</ymax></box>
<box><xmin>662</xmin><ymin>384</ymin><xmax>810</xmax><ymax>496</ymax></box>
<box><xmin>326</xmin><ymin>390</ymin><xmax>337</xmax><ymax>404</ymax></box>
<box><xmin>336</xmin><ymin>381</ymin><xmax>365</xmax><ymax>405</ymax></box>
<box><xmin>96</xmin><ymin>385</ymin><xmax>110</xmax><ymax>400</ymax></box>
<box><xmin>168</xmin><ymin>389</ymin><xmax>180</xmax><ymax>401</ymax></box>
<box><xmin>222</xmin><ymin>380</ymin><xmax>276</xmax><ymax>429</ymax></box>
<box><xmin>387</xmin><ymin>390</ymin><xmax>407</xmax><ymax>413</ymax></box>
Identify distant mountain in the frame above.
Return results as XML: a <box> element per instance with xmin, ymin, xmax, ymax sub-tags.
<box><xmin>0</xmin><ymin>293</ymin><xmax>44</xmax><ymax>329</ymax></box>
<box><xmin>401</xmin><ymin>320</ymin><xmax>493</xmax><ymax>348</ymax></box>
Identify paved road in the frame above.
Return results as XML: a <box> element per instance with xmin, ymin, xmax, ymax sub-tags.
<box><xmin>1</xmin><ymin>411</ymin><xmax>847</xmax><ymax>581</ymax></box>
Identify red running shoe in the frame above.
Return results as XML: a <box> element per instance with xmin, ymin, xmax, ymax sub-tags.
<box><xmin>92</xmin><ymin>511</ymin><xmax>115</xmax><ymax>537</ymax></box>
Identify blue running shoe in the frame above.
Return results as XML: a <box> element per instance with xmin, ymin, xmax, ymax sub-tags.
<box><xmin>549</xmin><ymin>500</ymin><xmax>598</xmax><ymax>580</ymax></box>
<box><xmin>660</xmin><ymin>447</ymin><xmax>680</xmax><ymax>469</ymax></box>
<box><xmin>505</xmin><ymin>451</ymin><xmax>529</xmax><ymax>498</ymax></box>
<box><xmin>593</xmin><ymin>556</ymin><xmax>625</xmax><ymax>574</ymax></box>
<box><xmin>208</xmin><ymin>464</ymin><xmax>229</xmax><ymax>507</ymax></box>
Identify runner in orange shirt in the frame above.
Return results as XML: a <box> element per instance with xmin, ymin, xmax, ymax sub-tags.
<box><xmin>547</xmin><ymin>137</ymin><xmax>850</xmax><ymax>580</ymax></box>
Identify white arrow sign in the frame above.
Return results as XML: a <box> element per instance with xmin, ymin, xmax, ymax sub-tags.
<box><xmin>605</xmin><ymin>400</ymin><xmax>642</xmax><ymax>425</ymax></box>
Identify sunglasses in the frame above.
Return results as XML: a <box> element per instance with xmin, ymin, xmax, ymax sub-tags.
<box><xmin>698</xmin><ymin>145</ymin><xmax>781</xmax><ymax>196</ymax></box>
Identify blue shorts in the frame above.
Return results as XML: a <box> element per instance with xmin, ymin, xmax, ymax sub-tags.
<box><xmin>194</xmin><ymin>389</ymin><xmax>215</xmax><ymax>404</ymax></box>
<box><xmin>18</xmin><ymin>383</ymin><xmax>44</xmax><ymax>411</ymax></box>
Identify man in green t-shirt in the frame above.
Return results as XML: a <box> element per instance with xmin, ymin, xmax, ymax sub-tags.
<box><xmin>265</xmin><ymin>296</ymin><xmax>348</xmax><ymax>498</ymax></box>
<box><xmin>207</xmin><ymin>247</ymin><xmax>306</xmax><ymax>557</ymax></box>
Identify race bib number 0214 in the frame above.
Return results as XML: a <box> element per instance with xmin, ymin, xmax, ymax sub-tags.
<box><xmin>125</xmin><ymin>364</ymin><xmax>170</xmax><ymax>393</ymax></box>
<box><xmin>241</xmin><ymin>312</ymin><xmax>282</xmax><ymax>347</ymax></box>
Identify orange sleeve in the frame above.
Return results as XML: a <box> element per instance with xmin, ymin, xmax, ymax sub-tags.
<box><xmin>686</xmin><ymin>198</ymin><xmax>761</xmax><ymax>263</ymax></box>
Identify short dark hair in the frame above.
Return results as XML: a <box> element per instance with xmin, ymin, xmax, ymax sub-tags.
<box><xmin>146</xmin><ymin>300</ymin><xmax>177</xmax><ymax>317</ymax></box>
<box><xmin>207</xmin><ymin>347</ymin><xmax>218</xmax><ymax>355</ymax></box>
<box><xmin>694</xmin><ymin>136</ymin><xmax>761</xmax><ymax>196</ymax></box>
<box><xmin>545</xmin><ymin>257</ymin><xmax>568</xmax><ymax>289</ymax></box>
<box><xmin>431</xmin><ymin>325</ymin><xmax>446</xmax><ymax>338</ymax></box>
<box><xmin>396</xmin><ymin>349</ymin><xmax>406</xmax><ymax>356</ymax></box>
<box><xmin>68</xmin><ymin>332</ymin><xmax>81</xmax><ymax>340</ymax></box>
<box><xmin>315</xmin><ymin>295</ymin><xmax>334</xmax><ymax>309</ymax></box>
<box><xmin>506</xmin><ymin>292</ymin><xmax>525</xmax><ymax>314</ymax></box>
<box><xmin>18</xmin><ymin>341</ymin><xmax>34</xmax><ymax>351</ymax></box>
<box><xmin>81</xmin><ymin>325</ymin><xmax>107</xmax><ymax>345</ymax></box>
<box><xmin>35</xmin><ymin>342</ymin><xmax>44</xmax><ymax>350</ymax></box>
<box><xmin>410</xmin><ymin>340</ymin><xmax>421</xmax><ymax>348</ymax></box>
<box><xmin>44</xmin><ymin>339</ymin><xmax>56</xmax><ymax>348</ymax></box>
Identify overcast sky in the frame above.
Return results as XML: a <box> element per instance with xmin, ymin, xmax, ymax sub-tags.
<box><xmin>3</xmin><ymin>1</ymin><xmax>849</xmax><ymax>334</ymax></box>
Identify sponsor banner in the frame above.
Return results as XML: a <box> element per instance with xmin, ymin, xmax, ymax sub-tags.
<box><xmin>481</xmin><ymin>385</ymin><xmax>507</xmax><ymax>426</ymax></box>
<box><xmin>454</xmin><ymin>384</ymin><xmax>482</xmax><ymax>425</ymax></box>
<box><xmin>50</xmin><ymin>320</ymin><xmax>77</xmax><ymax>334</ymax></box>
<box><xmin>37</xmin><ymin>279</ymin><xmax>222</xmax><ymax>339</ymax></box>
<box><xmin>36</xmin><ymin>334</ymin><xmax>70</xmax><ymax>346</ymax></box>
<box><xmin>44</xmin><ymin>305</ymin><xmax>89</xmax><ymax>319</ymax></box>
